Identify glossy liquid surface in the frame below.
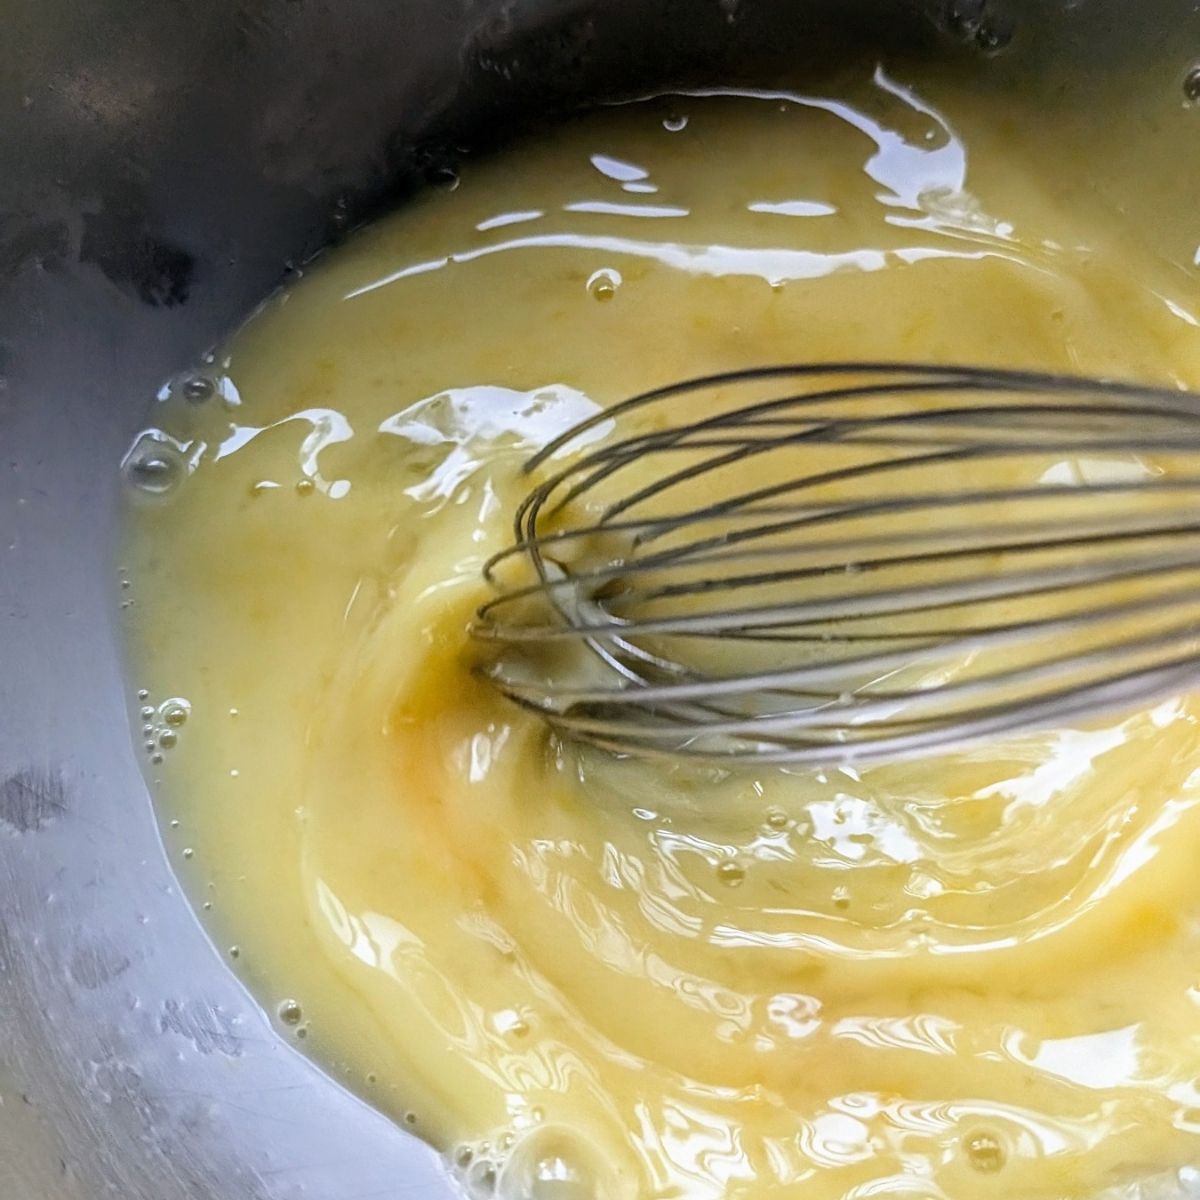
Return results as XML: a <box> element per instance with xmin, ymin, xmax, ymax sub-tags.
<box><xmin>125</xmin><ymin>66</ymin><xmax>1200</xmax><ymax>1200</ymax></box>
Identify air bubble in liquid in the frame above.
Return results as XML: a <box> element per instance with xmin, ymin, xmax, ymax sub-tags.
<box><xmin>964</xmin><ymin>1129</ymin><xmax>1006</xmax><ymax>1174</ymax></box>
<box><xmin>663</xmin><ymin>113</ymin><xmax>688</xmax><ymax>132</ymax></box>
<box><xmin>587</xmin><ymin>268</ymin><xmax>622</xmax><ymax>301</ymax></box>
<box><xmin>180</xmin><ymin>377</ymin><xmax>215</xmax><ymax>403</ymax></box>
<box><xmin>1185</xmin><ymin>66</ymin><xmax>1200</xmax><ymax>105</ymax></box>
<box><xmin>765</xmin><ymin>808</ymin><xmax>789</xmax><ymax>831</ymax></box>
<box><xmin>160</xmin><ymin>698</ymin><xmax>190</xmax><ymax>727</ymax></box>
<box><xmin>158</xmin><ymin>730</ymin><xmax>177</xmax><ymax>750</ymax></box>
<box><xmin>716</xmin><ymin>860</ymin><xmax>746</xmax><ymax>888</ymax></box>
<box><xmin>498</xmin><ymin>1128</ymin><xmax>617</xmax><ymax>1200</ymax></box>
<box><xmin>123</xmin><ymin>433</ymin><xmax>186</xmax><ymax>496</ymax></box>
<box><xmin>468</xmin><ymin>1159</ymin><xmax>498</xmax><ymax>1195</ymax></box>
<box><xmin>429</xmin><ymin>165</ymin><xmax>461</xmax><ymax>192</ymax></box>
<box><xmin>278</xmin><ymin>999</ymin><xmax>303</xmax><ymax>1025</ymax></box>
<box><xmin>295</xmin><ymin>478</ymin><xmax>315</xmax><ymax>496</ymax></box>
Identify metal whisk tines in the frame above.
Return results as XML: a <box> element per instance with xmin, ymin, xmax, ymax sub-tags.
<box><xmin>473</xmin><ymin>363</ymin><xmax>1200</xmax><ymax>764</ymax></box>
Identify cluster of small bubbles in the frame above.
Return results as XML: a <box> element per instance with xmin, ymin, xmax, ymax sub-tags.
<box><xmin>716</xmin><ymin>859</ymin><xmax>746</xmax><ymax>888</ymax></box>
<box><xmin>586</xmin><ymin>268</ymin><xmax>622</xmax><ymax>301</ymax></box>
<box><xmin>662</xmin><ymin>113</ymin><xmax>689</xmax><ymax>132</ymax></box>
<box><xmin>1185</xmin><ymin>65</ymin><xmax>1200</xmax><ymax>105</ymax></box>
<box><xmin>138</xmin><ymin>697</ymin><xmax>190</xmax><ymax>766</ymax></box>
<box><xmin>278</xmin><ymin>999</ymin><xmax>303</xmax><ymax>1026</ymax></box>
<box><xmin>123</xmin><ymin>433</ymin><xmax>185</xmax><ymax>496</ymax></box>
<box><xmin>964</xmin><ymin>1129</ymin><xmax>1006</xmax><ymax>1173</ymax></box>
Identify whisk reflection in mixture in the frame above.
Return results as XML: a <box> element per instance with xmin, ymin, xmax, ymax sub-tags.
<box><xmin>473</xmin><ymin>364</ymin><xmax>1200</xmax><ymax>763</ymax></box>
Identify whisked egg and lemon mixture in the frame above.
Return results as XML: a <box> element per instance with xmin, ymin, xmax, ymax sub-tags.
<box><xmin>124</xmin><ymin>62</ymin><xmax>1200</xmax><ymax>1200</ymax></box>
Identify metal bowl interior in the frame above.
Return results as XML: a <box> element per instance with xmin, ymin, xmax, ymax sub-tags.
<box><xmin>2</xmin><ymin>1</ymin><xmax>1199</xmax><ymax>1196</ymax></box>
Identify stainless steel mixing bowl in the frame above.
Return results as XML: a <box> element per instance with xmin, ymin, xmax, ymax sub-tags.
<box><xmin>2</xmin><ymin>2</ymin><xmax>1198</xmax><ymax>1196</ymax></box>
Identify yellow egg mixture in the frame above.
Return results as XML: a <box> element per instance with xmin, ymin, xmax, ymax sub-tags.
<box><xmin>124</xmin><ymin>64</ymin><xmax>1200</xmax><ymax>1200</ymax></box>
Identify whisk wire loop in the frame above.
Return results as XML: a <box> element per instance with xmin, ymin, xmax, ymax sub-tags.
<box><xmin>474</xmin><ymin>363</ymin><xmax>1200</xmax><ymax>763</ymax></box>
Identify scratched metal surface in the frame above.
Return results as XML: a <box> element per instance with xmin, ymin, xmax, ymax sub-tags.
<box><xmin>0</xmin><ymin>1</ymin><xmax>1194</xmax><ymax>1198</ymax></box>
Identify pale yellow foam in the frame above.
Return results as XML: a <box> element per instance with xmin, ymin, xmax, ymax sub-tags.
<box><xmin>125</xmin><ymin>71</ymin><xmax>1200</xmax><ymax>1200</ymax></box>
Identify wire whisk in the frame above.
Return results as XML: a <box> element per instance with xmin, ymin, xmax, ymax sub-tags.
<box><xmin>473</xmin><ymin>363</ymin><xmax>1200</xmax><ymax>764</ymax></box>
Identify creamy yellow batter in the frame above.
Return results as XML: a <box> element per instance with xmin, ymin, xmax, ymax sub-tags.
<box><xmin>124</xmin><ymin>66</ymin><xmax>1200</xmax><ymax>1200</ymax></box>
